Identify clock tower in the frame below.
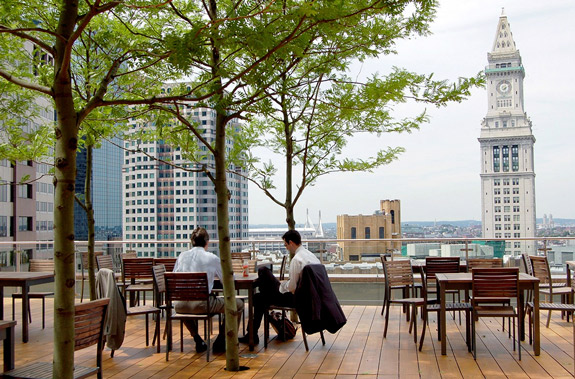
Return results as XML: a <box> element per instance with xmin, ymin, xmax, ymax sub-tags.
<box><xmin>479</xmin><ymin>10</ymin><xmax>536</xmax><ymax>256</ymax></box>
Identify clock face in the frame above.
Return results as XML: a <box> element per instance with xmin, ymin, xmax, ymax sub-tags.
<box><xmin>497</xmin><ymin>80</ymin><xmax>511</xmax><ymax>95</ymax></box>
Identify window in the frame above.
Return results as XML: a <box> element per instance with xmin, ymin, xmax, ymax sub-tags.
<box><xmin>18</xmin><ymin>184</ymin><xmax>33</xmax><ymax>198</ymax></box>
<box><xmin>495</xmin><ymin>215</ymin><xmax>501</xmax><ymax>222</ymax></box>
<box><xmin>18</xmin><ymin>216</ymin><xmax>33</xmax><ymax>232</ymax></box>
<box><xmin>494</xmin><ymin>179</ymin><xmax>501</xmax><ymax>186</ymax></box>
<box><xmin>494</xmin><ymin>206</ymin><xmax>501</xmax><ymax>213</ymax></box>
<box><xmin>379</xmin><ymin>227</ymin><xmax>385</xmax><ymax>239</ymax></box>
<box><xmin>511</xmin><ymin>145</ymin><xmax>519</xmax><ymax>171</ymax></box>
<box><xmin>351</xmin><ymin>227</ymin><xmax>356</xmax><ymax>239</ymax></box>
<box><xmin>502</xmin><ymin>145</ymin><xmax>509</xmax><ymax>172</ymax></box>
<box><xmin>365</xmin><ymin>227</ymin><xmax>370</xmax><ymax>239</ymax></box>
<box><xmin>494</xmin><ymin>197</ymin><xmax>501</xmax><ymax>204</ymax></box>
<box><xmin>493</xmin><ymin>146</ymin><xmax>500</xmax><ymax>172</ymax></box>
<box><xmin>0</xmin><ymin>216</ymin><xmax>7</xmax><ymax>237</ymax></box>
<box><xmin>504</xmin><ymin>215</ymin><xmax>511</xmax><ymax>222</ymax></box>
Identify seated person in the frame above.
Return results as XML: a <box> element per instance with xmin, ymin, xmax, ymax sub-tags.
<box><xmin>239</xmin><ymin>229</ymin><xmax>320</xmax><ymax>344</ymax></box>
<box><xmin>173</xmin><ymin>227</ymin><xmax>244</xmax><ymax>353</ymax></box>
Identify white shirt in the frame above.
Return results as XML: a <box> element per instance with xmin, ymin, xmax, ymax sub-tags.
<box><xmin>280</xmin><ymin>245</ymin><xmax>321</xmax><ymax>294</ymax></box>
<box><xmin>173</xmin><ymin>246</ymin><xmax>222</xmax><ymax>293</ymax></box>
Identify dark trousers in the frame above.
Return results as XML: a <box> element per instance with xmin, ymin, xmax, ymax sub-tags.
<box><xmin>252</xmin><ymin>266</ymin><xmax>295</xmax><ymax>334</ymax></box>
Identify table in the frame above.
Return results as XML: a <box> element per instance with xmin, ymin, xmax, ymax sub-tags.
<box><xmin>0</xmin><ymin>320</ymin><xmax>16</xmax><ymax>371</ymax></box>
<box><xmin>436</xmin><ymin>272</ymin><xmax>540</xmax><ymax>356</ymax></box>
<box><xmin>216</xmin><ymin>273</ymin><xmax>259</xmax><ymax>351</ymax></box>
<box><xmin>0</xmin><ymin>272</ymin><xmax>54</xmax><ymax>343</ymax></box>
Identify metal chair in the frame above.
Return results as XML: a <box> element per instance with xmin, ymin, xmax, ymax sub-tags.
<box><xmin>164</xmin><ymin>272</ymin><xmax>217</xmax><ymax>362</ymax></box>
<box><xmin>382</xmin><ymin>260</ymin><xmax>425</xmax><ymax>344</ymax></box>
<box><xmin>471</xmin><ymin>268</ymin><xmax>521</xmax><ymax>360</ymax></box>
<box><xmin>2</xmin><ymin>298</ymin><xmax>109</xmax><ymax>379</ymax></box>
<box><xmin>11</xmin><ymin>259</ymin><xmax>54</xmax><ymax>329</ymax></box>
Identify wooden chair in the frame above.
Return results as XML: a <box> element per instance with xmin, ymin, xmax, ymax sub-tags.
<box><xmin>424</xmin><ymin>257</ymin><xmax>461</xmax><ymax>320</ymax></box>
<box><xmin>231</xmin><ymin>251</ymin><xmax>252</xmax><ymax>260</ymax></box>
<box><xmin>153</xmin><ymin>258</ymin><xmax>177</xmax><ymax>272</ymax></box>
<box><xmin>122</xmin><ymin>257</ymin><xmax>154</xmax><ymax>307</ymax></box>
<box><xmin>380</xmin><ymin>254</ymin><xmax>421</xmax><ymax>317</ymax></box>
<box><xmin>417</xmin><ymin>266</ymin><xmax>472</xmax><ymax>352</ymax></box>
<box><xmin>164</xmin><ymin>272</ymin><xmax>217</xmax><ymax>362</ymax></box>
<box><xmin>79</xmin><ymin>251</ymin><xmax>103</xmax><ymax>302</ymax></box>
<box><xmin>263</xmin><ymin>263</ymin><xmax>326</xmax><ymax>351</ymax></box>
<box><xmin>2</xmin><ymin>298</ymin><xmax>110</xmax><ymax>379</ymax></box>
<box><xmin>528</xmin><ymin>255</ymin><xmax>573</xmax><ymax>327</ymax></box>
<box><xmin>11</xmin><ymin>259</ymin><xmax>54</xmax><ymax>329</ymax></box>
<box><xmin>471</xmin><ymin>268</ymin><xmax>521</xmax><ymax>360</ymax></box>
<box><xmin>382</xmin><ymin>260</ymin><xmax>425</xmax><ymax>344</ymax></box>
<box><xmin>467</xmin><ymin>258</ymin><xmax>503</xmax><ymax>271</ymax></box>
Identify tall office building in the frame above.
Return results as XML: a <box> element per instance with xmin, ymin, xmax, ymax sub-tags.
<box><xmin>122</xmin><ymin>103</ymin><xmax>249</xmax><ymax>258</ymax></box>
<box><xmin>479</xmin><ymin>11</ymin><xmax>536</xmax><ymax>256</ymax></box>
<box><xmin>0</xmin><ymin>42</ymin><xmax>55</xmax><ymax>263</ymax></box>
<box><xmin>74</xmin><ymin>137</ymin><xmax>123</xmax><ymax>241</ymax></box>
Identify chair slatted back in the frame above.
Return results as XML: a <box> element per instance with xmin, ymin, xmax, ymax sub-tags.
<box><xmin>425</xmin><ymin>257</ymin><xmax>460</xmax><ymax>280</ymax></box>
<box><xmin>153</xmin><ymin>258</ymin><xmax>177</xmax><ymax>272</ymax></box>
<box><xmin>164</xmin><ymin>272</ymin><xmax>210</xmax><ymax>302</ymax></box>
<box><xmin>522</xmin><ymin>253</ymin><xmax>534</xmax><ymax>275</ymax></box>
<box><xmin>122</xmin><ymin>257</ymin><xmax>154</xmax><ymax>284</ymax></box>
<box><xmin>29</xmin><ymin>259</ymin><xmax>54</xmax><ymax>272</ymax></box>
<box><xmin>152</xmin><ymin>264</ymin><xmax>167</xmax><ymax>294</ymax></box>
<box><xmin>232</xmin><ymin>259</ymin><xmax>257</xmax><ymax>274</ymax></box>
<box><xmin>96</xmin><ymin>255</ymin><xmax>114</xmax><ymax>271</ymax></box>
<box><xmin>231</xmin><ymin>252</ymin><xmax>252</xmax><ymax>260</ymax></box>
<box><xmin>74</xmin><ymin>298</ymin><xmax>109</xmax><ymax>351</ymax></box>
<box><xmin>123</xmin><ymin>252</ymin><xmax>138</xmax><ymax>259</ymax></box>
<box><xmin>528</xmin><ymin>256</ymin><xmax>551</xmax><ymax>285</ymax></box>
<box><xmin>81</xmin><ymin>251</ymin><xmax>103</xmax><ymax>272</ymax></box>
<box><xmin>383</xmin><ymin>260</ymin><xmax>415</xmax><ymax>289</ymax></box>
<box><xmin>279</xmin><ymin>255</ymin><xmax>288</xmax><ymax>280</ymax></box>
<box><xmin>467</xmin><ymin>258</ymin><xmax>503</xmax><ymax>271</ymax></box>
<box><xmin>472</xmin><ymin>267</ymin><xmax>519</xmax><ymax>303</ymax></box>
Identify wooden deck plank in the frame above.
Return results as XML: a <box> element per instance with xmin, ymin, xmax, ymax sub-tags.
<box><xmin>3</xmin><ymin>299</ymin><xmax>575</xmax><ymax>378</ymax></box>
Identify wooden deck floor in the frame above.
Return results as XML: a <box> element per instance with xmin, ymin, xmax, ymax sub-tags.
<box><xmin>3</xmin><ymin>299</ymin><xmax>575</xmax><ymax>378</ymax></box>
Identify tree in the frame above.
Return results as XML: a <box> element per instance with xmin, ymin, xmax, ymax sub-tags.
<box><xmin>0</xmin><ymin>2</ymin><xmax>192</xmax><ymax>376</ymax></box>
<box><xmin>240</xmin><ymin>8</ymin><xmax>484</xmax><ymax>230</ymax></box>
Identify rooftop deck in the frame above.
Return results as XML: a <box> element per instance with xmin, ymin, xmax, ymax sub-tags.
<box><xmin>3</xmin><ymin>298</ymin><xmax>575</xmax><ymax>378</ymax></box>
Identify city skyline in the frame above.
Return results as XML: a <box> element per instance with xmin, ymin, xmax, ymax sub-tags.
<box><xmin>248</xmin><ymin>0</ymin><xmax>575</xmax><ymax>226</ymax></box>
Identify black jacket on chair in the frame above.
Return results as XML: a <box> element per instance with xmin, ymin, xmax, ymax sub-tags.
<box><xmin>295</xmin><ymin>264</ymin><xmax>347</xmax><ymax>335</ymax></box>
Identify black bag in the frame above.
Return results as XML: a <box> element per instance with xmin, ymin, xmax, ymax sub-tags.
<box><xmin>269</xmin><ymin>311</ymin><xmax>297</xmax><ymax>341</ymax></box>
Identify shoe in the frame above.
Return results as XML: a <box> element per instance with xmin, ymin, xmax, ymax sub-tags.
<box><xmin>238</xmin><ymin>334</ymin><xmax>259</xmax><ymax>345</ymax></box>
<box><xmin>195</xmin><ymin>340</ymin><xmax>207</xmax><ymax>353</ymax></box>
<box><xmin>212</xmin><ymin>334</ymin><xmax>226</xmax><ymax>354</ymax></box>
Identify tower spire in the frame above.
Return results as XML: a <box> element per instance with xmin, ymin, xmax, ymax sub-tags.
<box><xmin>491</xmin><ymin>12</ymin><xmax>517</xmax><ymax>54</ymax></box>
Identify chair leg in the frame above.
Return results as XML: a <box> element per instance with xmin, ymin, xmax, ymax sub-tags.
<box><xmin>206</xmin><ymin>319</ymin><xmax>211</xmax><ymax>362</ymax></box>
<box><xmin>302</xmin><ymin>327</ymin><xmax>309</xmax><ymax>351</ymax></box>
<box><xmin>383</xmin><ymin>302</ymin><xmax>391</xmax><ymax>338</ymax></box>
<box><xmin>145</xmin><ymin>314</ymin><xmax>149</xmax><ymax>346</ymax></box>
<box><xmin>80</xmin><ymin>274</ymin><xmax>85</xmax><ymax>303</ymax></box>
<box><xmin>180</xmin><ymin>320</ymin><xmax>184</xmax><ymax>353</ymax></box>
<box><xmin>472</xmin><ymin>312</ymin><xmax>477</xmax><ymax>360</ymax></box>
<box><xmin>419</xmin><ymin>309</ymin><xmax>427</xmax><ymax>351</ymax></box>
<box><xmin>41</xmin><ymin>297</ymin><xmax>46</xmax><ymax>329</ymax></box>
<box><xmin>546</xmin><ymin>309</ymin><xmax>552</xmax><ymax>328</ymax></box>
<box><xmin>264</xmin><ymin>311</ymin><xmax>269</xmax><ymax>348</ymax></box>
<box><xmin>320</xmin><ymin>330</ymin><xmax>325</xmax><ymax>345</ymax></box>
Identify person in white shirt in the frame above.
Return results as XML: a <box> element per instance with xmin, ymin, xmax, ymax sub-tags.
<box><xmin>239</xmin><ymin>229</ymin><xmax>320</xmax><ymax>344</ymax></box>
<box><xmin>173</xmin><ymin>227</ymin><xmax>244</xmax><ymax>354</ymax></box>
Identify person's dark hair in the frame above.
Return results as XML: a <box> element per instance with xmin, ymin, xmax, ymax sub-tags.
<box><xmin>282</xmin><ymin>229</ymin><xmax>301</xmax><ymax>245</ymax></box>
<box><xmin>191</xmin><ymin>227</ymin><xmax>209</xmax><ymax>247</ymax></box>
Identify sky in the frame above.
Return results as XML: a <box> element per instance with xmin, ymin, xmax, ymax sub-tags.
<box><xmin>248</xmin><ymin>0</ymin><xmax>575</xmax><ymax>226</ymax></box>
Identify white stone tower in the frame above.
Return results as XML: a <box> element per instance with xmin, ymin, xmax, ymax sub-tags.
<box><xmin>479</xmin><ymin>10</ymin><xmax>536</xmax><ymax>256</ymax></box>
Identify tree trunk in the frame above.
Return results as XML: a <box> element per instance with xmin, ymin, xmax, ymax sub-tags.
<box><xmin>85</xmin><ymin>145</ymin><xmax>96</xmax><ymax>300</ymax></box>
<box><xmin>208</xmin><ymin>0</ymin><xmax>240</xmax><ymax>370</ymax></box>
<box><xmin>52</xmin><ymin>101</ymin><xmax>79</xmax><ymax>379</ymax></box>
<box><xmin>52</xmin><ymin>2</ymin><xmax>80</xmax><ymax>376</ymax></box>
<box><xmin>214</xmin><ymin>114</ymin><xmax>241</xmax><ymax>370</ymax></box>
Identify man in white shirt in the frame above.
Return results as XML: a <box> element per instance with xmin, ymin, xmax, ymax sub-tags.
<box><xmin>239</xmin><ymin>229</ymin><xmax>320</xmax><ymax>344</ymax></box>
<box><xmin>173</xmin><ymin>227</ymin><xmax>244</xmax><ymax>354</ymax></box>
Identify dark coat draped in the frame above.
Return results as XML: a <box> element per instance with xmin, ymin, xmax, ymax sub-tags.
<box><xmin>295</xmin><ymin>264</ymin><xmax>347</xmax><ymax>335</ymax></box>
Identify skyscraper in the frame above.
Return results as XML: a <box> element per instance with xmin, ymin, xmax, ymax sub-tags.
<box><xmin>74</xmin><ymin>137</ymin><xmax>123</xmax><ymax>241</ymax></box>
<box><xmin>122</xmin><ymin>103</ymin><xmax>249</xmax><ymax>258</ymax></box>
<box><xmin>479</xmin><ymin>11</ymin><xmax>536</xmax><ymax>256</ymax></box>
